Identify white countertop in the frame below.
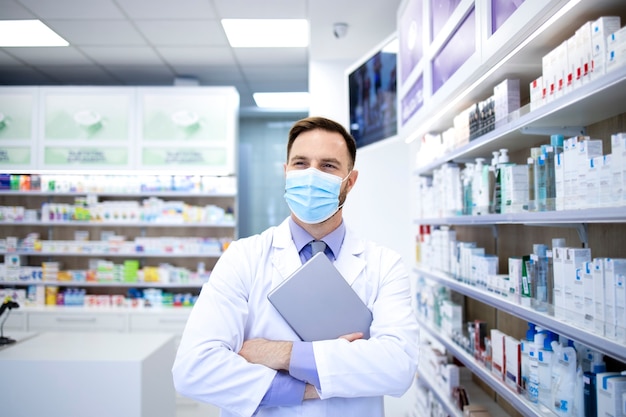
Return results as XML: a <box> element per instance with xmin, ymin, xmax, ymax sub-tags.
<box><xmin>0</xmin><ymin>331</ymin><xmax>175</xmax><ymax>361</ymax></box>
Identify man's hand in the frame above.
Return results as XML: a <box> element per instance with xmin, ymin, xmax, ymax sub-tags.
<box><xmin>339</xmin><ymin>332</ymin><xmax>364</xmax><ymax>342</ymax></box>
<box><xmin>238</xmin><ymin>338</ymin><xmax>292</xmax><ymax>371</ymax></box>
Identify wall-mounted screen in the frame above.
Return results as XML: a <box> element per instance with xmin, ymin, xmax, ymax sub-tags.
<box><xmin>348</xmin><ymin>37</ymin><xmax>398</xmax><ymax>148</ymax></box>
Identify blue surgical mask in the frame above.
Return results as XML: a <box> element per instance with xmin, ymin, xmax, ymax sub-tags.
<box><xmin>284</xmin><ymin>168</ymin><xmax>349</xmax><ymax>224</ymax></box>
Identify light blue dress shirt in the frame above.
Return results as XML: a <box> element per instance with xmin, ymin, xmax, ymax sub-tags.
<box><xmin>258</xmin><ymin>218</ymin><xmax>345</xmax><ymax>408</ymax></box>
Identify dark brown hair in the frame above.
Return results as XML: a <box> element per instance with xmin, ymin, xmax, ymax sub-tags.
<box><xmin>287</xmin><ymin>116</ymin><xmax>357</xmax><ymax>170</ymax></box>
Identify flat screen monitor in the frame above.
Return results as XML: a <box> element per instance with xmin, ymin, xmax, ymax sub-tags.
<box><xmin>347</xmin><ymin>35</ymin><xmax>398</xmax><ymax>148</ymax></box>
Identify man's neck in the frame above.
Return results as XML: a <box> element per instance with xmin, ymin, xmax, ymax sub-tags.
<box><xmin>291</xmin><ymin>211</ymin><xmax>342</xmax><ymax>240</ymax></box>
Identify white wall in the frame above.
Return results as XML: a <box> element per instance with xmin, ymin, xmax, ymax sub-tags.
<box><xmin>308</xmin><ymin>60</ymin><xmax>352</xmax><ymax>125</ymax></box>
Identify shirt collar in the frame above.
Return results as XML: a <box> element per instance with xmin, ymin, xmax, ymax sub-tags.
<box><xmin>288</xmin><ymin>217</ymin><xmax>345</xmax><ymax>259</ymax></box>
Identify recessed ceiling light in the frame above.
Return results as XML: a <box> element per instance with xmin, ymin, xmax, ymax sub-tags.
<box><xmin>0</xmin><ymin>19</ymin><xmax>69</xmax><ymax>47</ymax></box>
<box><xmin>253</xmin><ymin>92</ymin><xmax>310</xmax><ymax>109</ymax></box>
<box><xmin>222</xmin><ymin>19</ymin><xmax>309</xmax><ymax>47</ymax></box>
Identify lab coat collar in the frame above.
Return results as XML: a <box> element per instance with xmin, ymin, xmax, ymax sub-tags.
<box><xmin>271</xmin><ymin>217</ymin><xmax>365</xmax><ymax>287</ymax></box>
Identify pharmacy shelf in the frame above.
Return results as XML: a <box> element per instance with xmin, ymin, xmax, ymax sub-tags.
<box><xmin>416</xmin><ymin>366</ymin><xmax>509</xmax><ymax>417</ymax></box>
<box><xmin>2</xmin><ymin>251</ymin><xmax>222</xmax><ymax>258</ymax></box>
<box><xmin>415</xmin><ymin>266</ymin><xmax>626</xmax><ymax>364</ymax></box>
<box><xmin>414</xmin><ymin>65</ymin><xmax>626</xmax><ymax>175</ymax></box>
<box><xmin>0</xmin><ymin>190</ymin><xmax>236</xmax><ymax>198</ymax></box>
<box><xmin>0</xmin><ymin>220</ymin><xmax>236</xmax><ymax>228</ymax></box>
<box><xmin>417</xmin><ymin>316</ymin><xmax>558</xmax><ymax>417</ymax></box>
<box><xmin>414</xmin><ymin>207</ymin><xmax>626</xmax><ymax>226</ymax></box>
<box><xmin>0</xmin><ymin>280</ymin><xmax>206</xmax><ymax>288</ymax></box>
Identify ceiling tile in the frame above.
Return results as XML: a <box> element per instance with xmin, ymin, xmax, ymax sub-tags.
<box><xmin>36</xmin><ymin>64</ymin><xmax>120</xmax><ymax>84</ymax></box>
<box><xmin>134</xmin><ymin>20</ymin><xmax>227</xmax><ymax>46</ymax></box>
<box><xmin>116</xmin><ymin>0</ymin><xmax>216</xmax><ymax>19</ymax></box>
<box><xmin>0</xmin><ymin>0</ymin><xmax>37</xmax><ymax>19</ymax></box>
<box><xmin>18</xmin><ymin>0</ymin><xmax>125</xmax><ymax>19</ymax></box>
<box><xmin>232</xmin><ymin>48</ymin><xmax>307</xmax><ymax>66</ymax></box>
<box><xmin>80</xmin><ymin>46</ymin><xmax>165</xmax><ymax>65</ymax></box>
<box><xmin>157</xmin><ymin>46</ymin><xmax>235</xmax><ymax>66</ymax></box>
<box><xmin>0</xmin><ymin>66</ymin><xmax>55</xmax><ymax>84</ymax></box>
<box><xmin>172</xmin><ymin>65</ymin><xmax>246</xmax><ymax>84</ymax></box>
<box><xmin>46</xmin><ymin>20</ymin><xmax>147</xmax><ymax>46</ymax></box>
<box><xmin>104</xmin><ymin>65</ymin><xmax>176</xmax><ymax>85</ymax></box>
<box><xmin>0</xmin><ymin>50</ymin><xmax>23</xmax><ymax>65</ymax></box>
<box><xmin>212</xmin><ymin>0</ymin><xmax>306</xmax><ymax>18</ymax></box>
<box><xmin>3</xmin><ymin>47</ymin><xmax>93</xmax><ymax>65</ymax></box>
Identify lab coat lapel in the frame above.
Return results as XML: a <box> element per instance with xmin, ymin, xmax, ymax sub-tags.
<box><xmin>270</xmin><ymin>219</ymin><xmax>301</xmax><ymax>287</ymax></box>
<box><xmin>333</xmin><ymin>229</ymin><xmax>365</xmax><ymax>286</ymax></box>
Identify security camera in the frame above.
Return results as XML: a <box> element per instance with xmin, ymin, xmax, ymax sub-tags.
<box><xmin>333</xmin><ymin>22</ymin><xmax>349</xmax><ymax>39</ymax></box>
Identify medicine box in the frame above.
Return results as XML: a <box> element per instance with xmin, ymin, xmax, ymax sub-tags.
<box><xmin>597</xmin><ymin>373</ymin><xmax>626</xmax><ymax>417</ymax></box>
<box><xmin>491</xmin><ymin>329</ymin><xmax>505</xmax><ymax>381</ymax></box>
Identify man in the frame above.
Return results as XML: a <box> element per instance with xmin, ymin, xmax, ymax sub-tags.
<box><xmin>172</xmin><ymin>116</ymin><xmax>419</xmax><ymax>417</ymax></box>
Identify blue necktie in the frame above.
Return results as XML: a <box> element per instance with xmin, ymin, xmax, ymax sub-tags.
<box><xmin>310</xmin><ymin>240</ymin><xmax>326</xmax><ymax>256</ymax></box>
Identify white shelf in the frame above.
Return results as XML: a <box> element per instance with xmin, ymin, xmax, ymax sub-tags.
<box><xmin>0</xmin><ymin>220</ymin><xmax>236</xmax><ymax>228</ymax></box>
<box><xmin>414</xmin><ymin>65</ymin><xmax>626</xmax><ymax>175</ymax></box>
<box><xmin>0</xmin><ymin>280</ymin><xmax>206</xmax><ymax>288</ymax></box>
<box><xmin>415</xmin><ymin>266</ymin><xmax>626</xmax><ymax>364</ymax></box>
<box><xmin>414</xmin><ymin>207</ymin><xmax>626</xmax><ymax>225</ymax></box>
<box><xmin>416</xmin><ymin>366</ymin><xmax>509</xmax><ymax>417</ymax></box>
<box><xmin>3</xmin><ymin>251</ymin><xmax>222</xmax><ymax>258</ymax></box>
<box><xmin>0</xmin><ymin>190</ymin><xmax>236</xmax><ymax>198</ymax></box>
<box><xmin>417</xmin><ymin>316</ymin><xmax>558</xmax><ymax>417</ymax></box>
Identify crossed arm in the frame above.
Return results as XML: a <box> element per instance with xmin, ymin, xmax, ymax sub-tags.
<box><xmin>238</xmin><ymin>332</ymin><xmax>364</xmax><ymax>401</ymax></box>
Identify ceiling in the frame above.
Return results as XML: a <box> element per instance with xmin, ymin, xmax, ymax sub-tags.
<box><xmin>0</xmin><ymin>0</ymin><xmax>400</xmax><ymax>114</ymax></box>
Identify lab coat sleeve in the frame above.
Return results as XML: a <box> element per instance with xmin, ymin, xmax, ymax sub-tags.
<box><xmin>313</xmin><ymin>247</ymin><xmax>419</xmax><ymax>399</ymax></box>
<box><xmin>171</xmin><ymin>238</ymin><xmax>276</xmax><ymax>417</ymax></box>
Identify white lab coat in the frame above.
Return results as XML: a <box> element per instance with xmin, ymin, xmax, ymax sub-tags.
<box><xmin>172</xmin><ymin>217</ymin><xmax>419</xmax><ymax>417</ymax></box>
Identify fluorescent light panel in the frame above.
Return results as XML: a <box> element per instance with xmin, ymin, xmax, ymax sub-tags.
<box><xmin>0</xmin><ymin>19</ymin><xmax>69</xmax><ymax>47</ymax></box>
<box><xmin>222</xmin><ymin>19</ymin><xmax>309</xmax><ymax>47</ymax></box>
<box><xmin>253</xmin><ymin>92</ymin><xmax>309</xmax><ymax>109</ymax></box>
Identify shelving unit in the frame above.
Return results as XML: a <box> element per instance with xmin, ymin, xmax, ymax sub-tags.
<box><xmin>416</xmin><ymin>266</ymin><xmax>626</xmax><ymax>365</ymax></box>
<box><xmin>417</xmin><ymin>317</ymin><xmax>557</xmax><ymax>417</ymax></box>
<box><xmin>0</xmin><ymin>175</ymin><xmax>237</xmax><ymax>321</ymax></box>
<box><xmin>401</xmin><ymin>1</ymin><xmax>626</xmax><ymax>415</ymax></box>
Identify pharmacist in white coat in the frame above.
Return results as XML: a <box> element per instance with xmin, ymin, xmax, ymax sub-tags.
<box><xmin>172</xmin><ymin>116</ymin><xmax>419</xmax><ymax>417</ymax></box>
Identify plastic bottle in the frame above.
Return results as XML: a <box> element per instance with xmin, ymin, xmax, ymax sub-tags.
<box><xmin>548</xmin><ymin>238</ymin><xmax>566</xmax><ymax>315</ymax></box>
<box><xmin>532</xmin><ymin>243</ymin><xmax>549</xmax><ymax>312</ymax></box>
<box><xmin>583</xmin><ymin>350</ymin><xmax>605</xmax><ymax>417</ymax></box>
<box><xmin>521</xmin><ymin>322</ymin><xmax>536</xmax><ymax>394</ymax></box>
<box><xmin>536</xmin><ymin>151</ymin><xmax>548</xmax><ymax>211</ymax></box>
<box><xmin>494</xmin><ymin>149</ymin><xmax>513</xmax><ymax>214</ymax></box>
<box><xmin>544</xmin><ymin>145</ymin><xmax>556</xmax><ymax>211</ymax></box>
<box><xmin>490</xmin><ymin>150</ymin><xmax>500</xmax><ymax>213</ymax></box>
<box><xmin>538</xmin><ymin>330</ymin><xmax>558</xmax><ymax>407</ymax></box>
<box><xmin>473</xmin><ymin>158</ymin><xmax>488</xmax><ymax>215</ymax></box>
<box><xmin>463</xmin><ymin>163</ymin><xmax>474</xmax><ymax>215</ymax></box>
<box><xmin>527</xmin><ymin>157</ymin><xmax>536</xmax><ymax>211</ymax></box>
<box><xmin>551</xmin><ymin>340</ymin><xmax>578</xmax><ymax>416</ymax></box>
<box><xmin>527</xmin><ymin>326</ymin><xmax>546</xmax><ymax>403</ymax></box>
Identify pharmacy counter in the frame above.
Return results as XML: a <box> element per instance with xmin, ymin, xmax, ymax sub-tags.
<box><xmin>0</xmin><ymin>331</ymin><xmax>176</xmax><ymax>417</ymax></box>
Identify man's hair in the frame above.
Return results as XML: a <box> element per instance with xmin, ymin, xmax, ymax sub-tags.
<box><xmin>287</xmin><ymin>116</ymin><xmax>357</xmax><ymax>169</ymax></box>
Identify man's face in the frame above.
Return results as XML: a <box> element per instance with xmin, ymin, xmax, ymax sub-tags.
<box><xmin>285</xmin><ymin>128</ymin><xmax>357</xmax><ymax>207</ymax></box>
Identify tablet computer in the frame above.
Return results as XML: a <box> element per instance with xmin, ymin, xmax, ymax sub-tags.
<box><xmin>267</xmin><ymin>252</ymin><xmax>372</xmax><ymax>342</ymax></box>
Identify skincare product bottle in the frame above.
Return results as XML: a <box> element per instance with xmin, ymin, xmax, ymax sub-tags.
<box><xmin>538</xmin><ymin>330</ymin><xmax>558</xmax><ymax>407</ymax></box>
<box><xmin>544</xmin><ymin>145</ymin><xmax>556</xmax><ymax>211</ymax></box>
<box><xmin>521</xmin><ymin>322</ymin><xmax>537</xmax><ymax>394</ymax></box>
<box><xmin>495</xmin><ymin>149</ymin><xmax>513</xmax><ymax>214</ymax></box>
<box><xmin>490</xmin><ymin>151</ymin><xmax>500</xmax><ymax>213</ymax></box>
<box><xmin>532</xmin><ymin>243</ymin><xmax>549</xmax><ymax>312</ymax></box>
<box><xmin>526</xmin><ymin>157</ymin><xmax>536</xmax><ymax>211</ymax></box>
<box><xmin>551</xmin><ymin>340</ymin><xmax>578</xmax><ymax>416</ymax></box>
<box><xmin>583</xmin><ymin>350</ymin><xmax>605</xmax><ymax>417</ymax></box>
<box><xmin>527</xmin><ymin>327</ymin><xmax>546</xmax><ymax>403</ymax></box>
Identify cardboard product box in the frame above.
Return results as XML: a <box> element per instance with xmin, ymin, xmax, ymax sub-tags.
<box><xmin>491</xmin><ymin>329</ymin><xmax>505</xmax><ymax>381</ymax></box>
<box><xmin>505</xmin><ymin>335</ymin><xmax>522</xmax><ymax>393</ymax></box>
<box><xmin>597</xmin><ymin>373</ymin><xmax>626</xmax><ymax>417</ymax></box>
<box><xmin>591</xmin><ymin>16</ymin><xmax>622</xmax><ymax>80</ymax></box>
